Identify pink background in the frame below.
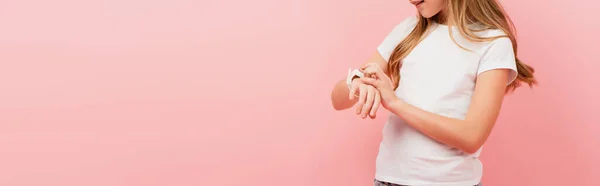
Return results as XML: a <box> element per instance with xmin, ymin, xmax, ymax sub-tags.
<box><xmin>0</xmin><ymin>0</ymin><xmax>598</xmax><ymax>185</ymax></box>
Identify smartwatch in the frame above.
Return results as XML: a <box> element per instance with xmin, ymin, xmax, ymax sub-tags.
<box><xmin>346</xmin><ymin>68</ymin><xmax>364</xmax><ymax>89</ymax></box>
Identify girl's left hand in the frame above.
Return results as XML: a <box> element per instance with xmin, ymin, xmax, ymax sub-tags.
<box><xmin>359</xmin><ymin>63</ymin><xmax>399</xmax><ymax>109</ymax></box>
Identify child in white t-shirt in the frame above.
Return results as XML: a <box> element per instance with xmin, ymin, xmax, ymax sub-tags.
<box><xmin>330</xmin><ymin>0</ymin><xmax>537</xmax><ymax>185</ymax></box>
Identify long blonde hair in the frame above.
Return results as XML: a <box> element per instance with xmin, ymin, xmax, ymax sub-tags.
<box><xmin>387</xmin><ymin>0</ymin><xmax>537</xmax><ymax>92</ymax></box>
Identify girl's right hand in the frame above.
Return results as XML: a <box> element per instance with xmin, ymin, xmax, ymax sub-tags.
<box><xmin>349</xmin><ymin>78</ymin><xmax>381</xmax><ymax>119</ymax></box>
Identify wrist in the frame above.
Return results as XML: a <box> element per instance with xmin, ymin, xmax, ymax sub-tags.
<box><xmin>387</xmin><ymin>98</ymin><xmax>405</xmax><ymax>109</ymax></box>
<box><xmin>351</xmin><ymin>76</ymin><xmax>360</xmax><ymax>83</ymax></box>
<box><xmin>346</xmin><ymin>68</ymin><xmax>365</xmax><ymax>89</ymax></box>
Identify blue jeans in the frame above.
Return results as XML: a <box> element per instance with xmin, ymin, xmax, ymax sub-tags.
<box><xmin>374</xmin><ymin>179</ymin><xmax>482</xmax><ymax>186</ymax></box>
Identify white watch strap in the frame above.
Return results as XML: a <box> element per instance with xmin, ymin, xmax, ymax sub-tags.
<box><xmin>346</xmin><ymin>68</ymin><xmax>364</xmax><ymax>89</ymax></box>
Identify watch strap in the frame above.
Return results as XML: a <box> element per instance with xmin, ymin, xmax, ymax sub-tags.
<box><xmin>346</xmin><ymin>68</ymin><xmax>364</xmax><ymax>89</ymax></box>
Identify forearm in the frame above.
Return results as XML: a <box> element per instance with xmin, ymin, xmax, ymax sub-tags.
<box><xmin>387</xmin><ymin>100</ymin><xmax>484</xmax><ymax>153</ymax></box>
<box><xmin>331</xmin><ymin>80</ymin><xmax>357</xmax><ymax>110</ymax></box>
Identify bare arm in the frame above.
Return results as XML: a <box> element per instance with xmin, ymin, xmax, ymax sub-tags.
<box><xmin>330</xmin><ymin>52</ymin><xmax>389</xmax><ymax>111</ymax></box>
<box><xmin>384</xmin><ymin>69</ymin><xmax>511</xmax><ymax>153</ymax></box>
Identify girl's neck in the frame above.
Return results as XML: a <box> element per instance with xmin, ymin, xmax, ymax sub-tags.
<box><xmin>435</xmin><ymin>9</ymin><xmax>450</xmax><ymax>25</ymax></box>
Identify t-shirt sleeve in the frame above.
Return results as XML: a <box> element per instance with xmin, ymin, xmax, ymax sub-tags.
<box><xmin>476</xmin><ymin>37</ymin><xmax>519</xmax><ymax>85</ymax></box>
<box><xmin>377</xmin><ymin>16</ymin><xmax>418</xmax><ymax>62</ymax></box>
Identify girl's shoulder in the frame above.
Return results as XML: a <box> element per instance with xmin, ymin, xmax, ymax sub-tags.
<box><xmin>471</xmin><ymin>25</ymin><xmax>508</xmax><ymax>38</ymax></box>
<box><xmin>395</xmin><ymin>15</ymin><xmax>419</xmax><ymax>30</ymax></box>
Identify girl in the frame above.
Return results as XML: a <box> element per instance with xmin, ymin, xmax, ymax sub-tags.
<box><xmin>330</xmin><ymin>0</ymin><xmax>537</xmax><ymax>185</ymax></box>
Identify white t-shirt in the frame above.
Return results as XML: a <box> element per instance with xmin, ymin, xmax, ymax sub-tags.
<box><xmin>375</xmin><ymin>16</ymin><xmax>518</xmax><ymax>186</ymax></box>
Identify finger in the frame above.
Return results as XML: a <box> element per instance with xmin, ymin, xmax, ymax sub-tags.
<box><xmin>373</xmin><ymin>68</ymin><xmax>387</xmax><ymax>80</ymax></box>
<box><xmin>370</xmin><ymin>91</ymin><xmax>381</xmax><ymax>119</ymax></box>
<box><xmin>365</xmin><ymin>69</ymin><xmax>386</xmax><ymax>82</ymax></box>
<box><xmin>360</xmin><ymin>63</ymin><xmax>378</xmax><ymax>71</ymax></box>
<box><xmin>359</xmin><ymin>63</ymin><xmax>375</xmax><ymax>73</ymax></box>
<box><xmin>361</xmin><ymin>87</ymin><xmax>375</xmax><ymax>118</ymax></box>
<box><xmin>355</xmin><ymin>85</ymin><xmax>367</xmax><ymax>115</ymax></box>
<box><xmin>360</xmin><ymin>63</ymin><xmax>387</xmax><ymax>78</ymax></box>
<box><xmin>361</xmin><ymin>66</ymin><xmax>376</xmax><ymax>77</ymax></box>
<box><xmin>363</xmin><ymin>67</ymin><xmax>387</xmax><ymax>80</ymax></box>
<box><xmin>360</xmin><ymin>63</ymin><xmax>375</xmax><ymax>70</ymax></box>
<box><xmin>360</xmin><ymin>77</ymin><xmax>379</xmax><ymax>88</ymax></box>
